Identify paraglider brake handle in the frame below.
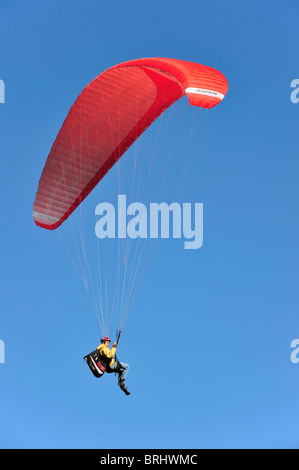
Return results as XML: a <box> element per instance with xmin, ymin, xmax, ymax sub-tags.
<box><xmin>116</xmin><ymin>329</ymin><xmax>122</xmax><ymax>346</ymax></box>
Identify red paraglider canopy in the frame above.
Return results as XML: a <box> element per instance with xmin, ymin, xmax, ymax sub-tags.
<box><xmin>33</xmin><ymin>57</ymin><xmax>228</xmax><ymax>230</ymax></box>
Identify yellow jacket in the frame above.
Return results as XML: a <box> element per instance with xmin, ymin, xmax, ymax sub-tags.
<box><xmin>97</xmin><ymin>343</ymin><xmax>117</xmax><ymax>367</ymax></box>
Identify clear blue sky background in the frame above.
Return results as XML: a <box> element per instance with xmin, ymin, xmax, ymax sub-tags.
<box><xmin>1</xmin><ymin>0</ymin><xmax>299</xmax><ymax>449</ymax></box>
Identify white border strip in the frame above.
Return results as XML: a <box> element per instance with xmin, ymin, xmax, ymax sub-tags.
<box><xmin>185</xmin><ymin>87</ymin><xmax>224</xmax><ymax>100</ymax></box>
<box><xmin>32</xmin><ymin>211</ymin><xmax>60</xmax><ymax>224</ymax></box>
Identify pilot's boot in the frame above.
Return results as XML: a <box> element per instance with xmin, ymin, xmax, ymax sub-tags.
<box><xmin>118</xmin><ymin>378</ymin><xmax>131</xmax><ymax>395</ymax></box>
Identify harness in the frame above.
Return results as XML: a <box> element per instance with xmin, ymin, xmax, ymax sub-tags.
<box><xmin>83</xmin><ymin>329</ymin><xmax>123</xmax><ymax>378</ymax></box>
<box><xmin>83</xmin><ymin>348</ymin><xmax>106</xmax><ymax>378</ymax></box>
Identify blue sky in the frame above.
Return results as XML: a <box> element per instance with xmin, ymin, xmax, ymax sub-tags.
<box><xmin>0</xmin><ymin>0</ymin><xmax>299</xmax><ymax>449</ymax></box>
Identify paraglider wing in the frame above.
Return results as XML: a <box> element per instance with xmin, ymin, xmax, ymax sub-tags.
<box><xmin>33</xmin><ymin>58</ymin><xmax>228</xmax><ymax>230</ymax></box>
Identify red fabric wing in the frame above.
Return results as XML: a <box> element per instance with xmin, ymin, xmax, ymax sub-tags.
<box><xmin>33</xmin><ymin>58</ymin><xmax>228</xmax><ymax>230</ymax></box>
